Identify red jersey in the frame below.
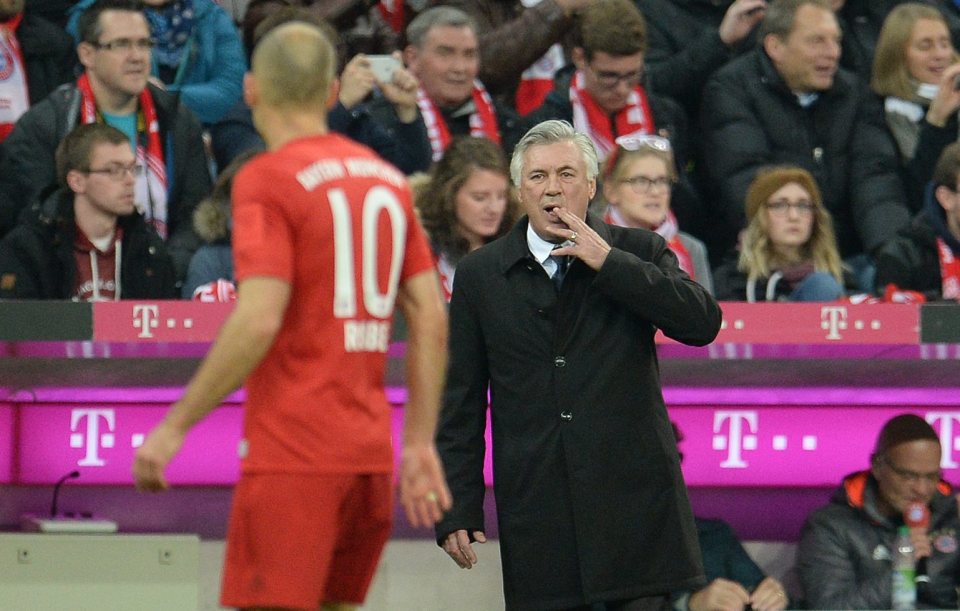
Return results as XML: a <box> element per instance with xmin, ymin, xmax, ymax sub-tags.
<box><xmin>231</xmin><ymin>133</ymin><xmax>435</xmax><ymax>474</ymax></box>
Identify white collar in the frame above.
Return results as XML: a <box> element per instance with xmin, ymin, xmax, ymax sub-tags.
<box><xmin>527</xmin><ymin>222</ymin><xmax>557</xmax><ymax>264</ymax></box>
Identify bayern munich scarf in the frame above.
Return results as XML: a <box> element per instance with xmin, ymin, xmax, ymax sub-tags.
<box><xmin>938</xmin><ymin>238</ymin><xmax>960</xmax><ymax>300</ymax></box>
<box><xmin>77</xmin><ymin>72</ymin><xmax>169</xmax><ymax>238</ymax></box>
<box><xmin>569</xmin><ymin>70</ymin><xmax>655</xmax><ymax>162</ymax></box>
<box><xmin>0</xmin><ymin>14</ymin><xmax>29</xmax><ymax>141</ymax></box>
<box><xmin>416</xmin><ymin>81</ymin><xmax>501</xmax><ymax>162</ymax></box>
<box><xmin>604</xmin><ymin>206</ymin><xmax>694</xmax><ymax>279</ymax></box>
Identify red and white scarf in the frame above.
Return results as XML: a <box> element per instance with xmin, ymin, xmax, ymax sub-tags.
<box><xmin>515</xmin><ymin>0</ymin><xmax>565</xmax><ymax>115</ymax></box>
<box><xmin>569</xmin><ymin>70</ymin><xmax>655</xmax><ymax>162</ymax></box>
<box><xmin>416</xmin><ymin>80</ymin><xmax>501</xmax><ymax>162</ymax></box>
<box><xmin>604</xmin><ymin>206</ymin><xmax>694</xmax><ymax>279</ymax></box>
<box><xmin>378</xmin><ymin>0</ymin><xmax>405</xmax><ymax>33</ymax></box>
<box><xmin>0</xmin><ymin>14</ymin><xmax>29</xmax><ymax>142</ymax></box>
<box><xmin>77</xmin><ymin>72</ymin><xmax>169</xmax><ymax>238</ymax></box>
<box><xmin>938</xmin><ymin>238</ymin><xmax>960</xmax><ymax>300</ymax></box>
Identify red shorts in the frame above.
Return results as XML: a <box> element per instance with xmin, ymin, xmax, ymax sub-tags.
<box><xmin>220</xmin><ymin>472</ymin><xmax>393</xmax><ymax>610</ymax></box>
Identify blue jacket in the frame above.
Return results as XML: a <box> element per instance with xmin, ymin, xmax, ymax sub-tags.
<box><xmin>67</xmin><ymin>0</ymin><xmax>245</xmax><ymax>124</ymax></box>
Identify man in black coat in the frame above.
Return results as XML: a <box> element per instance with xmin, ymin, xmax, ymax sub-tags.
<box><xmin>435</xmin><ymin>119</ymin><xmax>721</xmax><ymax>610</ymax></box>
<box><xmin>0</xmin><ymin>123</ymin><xmax>175</xmax><ymax>299</ymax></box>
<box><xmin>700</xmin><ymin>0</ymin><xmax>910</xmax><ymax>276</ymax></box>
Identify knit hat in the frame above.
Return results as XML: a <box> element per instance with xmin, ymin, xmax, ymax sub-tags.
<box><xmin>744</xmin><ymin>165</ymin><xmax>822</xmax><ymax>221</ymax></box>
<box><xmin>873</xmin><ymin>414</ymin><xmax>940</xmax><ymax>458</ymax></box>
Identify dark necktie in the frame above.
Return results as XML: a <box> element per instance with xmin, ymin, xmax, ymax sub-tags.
<box><xmin>550</xmin><ymin>253</ymin><xmax>569</xmax><ymax>290</ymax></box>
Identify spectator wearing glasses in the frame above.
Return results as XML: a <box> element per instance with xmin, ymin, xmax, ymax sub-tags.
<box><xmin>700</xmin><ymin>0</ymin><xmax>909</xmax><ymax>286</ymax></box>
<box><xmin>797</xmin><ymin>413</ymin><xmax>960</xmax><ymax>610</ymax></box>
<box><xmin>0</xmin><ymin>0</ymin><xmax>211</xmax><ymax>283</ymax></box>
<box><xmin>66</xmin><ymin>0</ymin><xmax>246</xmax><ymax>126</ymax></box>
<box><xmin>601</xmin><ymin>134</ymin><xmax>713</xmax><ymax>294</ymax></box>
<box><xmin>523</xmin><ymin>0</ymin><xmax>707</xmax><ymax>236</ymax></box>
<box><xmin>0</xmin><ymin>123</ymin><xmax>175</xmax><ymax>299</ymax></box>
<box><xmin>712</xmin><ymin>165</ymin><xmax>850</xmax><ymax>302</ymax></box>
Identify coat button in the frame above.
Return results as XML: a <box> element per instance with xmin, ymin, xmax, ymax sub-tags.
<box><xmin>560</xmin><ymin>411</ymin><xmax>573</xmax><ymax>421</ymax></box>
<box><xmin>554</xmin><ymin>356</ymin><xmax>566</xmax><ymax>367</ymax></box>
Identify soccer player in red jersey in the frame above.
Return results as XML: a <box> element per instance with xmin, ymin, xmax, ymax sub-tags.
<box><xmin>133</xmin><ymin>22</ymin><xmax>451</xmax><ymax>611</ymax></box>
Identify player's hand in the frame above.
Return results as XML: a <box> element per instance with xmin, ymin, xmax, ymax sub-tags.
<box><xmin>132</xmin><ymin>419</ymin><xmax>186</xmax><ymax>492</ymax></box>
<box><xmin>442</xmin><ymin>529</ymin><xmax>487</xmax><ymax>569</ymax></box>
<box><xmin>399</xmin><ymin>441</ymin><xmax>452</xmax><ymax>527</ymax></box>
<box><xmin>750</xmin><ymin>576</ymin><xmax>788</xmax><ymax>611</ymax></box>
<box><xmin>547</xmin><ymin>207</ymin><xmax>611</xmax><ymax>271</ymax></box>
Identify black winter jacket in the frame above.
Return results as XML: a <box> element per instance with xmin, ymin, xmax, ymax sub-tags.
<box><xmin>16</xmin><ymin>12</ymin><xmax>76</xmax><ymax>105</ymax></box>
<box><xmin>876</xmin><ymin>185</ymin><xmax>960</xmax><ymax>301</ymax></box>
<box><xmin>701</xmin><ymin>48</ymin><xmax>909</xmax><ymax>259</ymax></box>
<box><xmin>0</xmin><ymin>188</ymin><xmax>177</xmax><ymax>299</ymax></box>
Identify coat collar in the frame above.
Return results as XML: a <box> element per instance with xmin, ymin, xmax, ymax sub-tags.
<box><xmin>755</xmin><ymin>47</ymin><xmax>850</xmax><ymax>103</ymax></box>
<box><xmin>497</xmin><ymin>211</ymin><xmax>611</xmax><ymax>275</ymax></box>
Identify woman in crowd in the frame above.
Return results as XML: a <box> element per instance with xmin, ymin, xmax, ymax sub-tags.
<box><xmin>601</xmin><ymin>134</ymin><xmax>713</xmax><ymax>294</ymax></box>
<box><xmin>413</xmin><ymin>136</ymin><xmax>519</xmax><ymax>301</ymax></box>
<box><xmin>713</xmin><ymin>166</ymin><xmax>850</xmax><ymax>302</ymax></box>
<box><xmin>872</xmin><ymin>3</ymin><xmax>960</xmax><ymax>211</ymax></box>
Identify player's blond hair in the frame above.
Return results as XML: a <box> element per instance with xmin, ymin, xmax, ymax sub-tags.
<box><xmin>251</xmin><ymin>22</ymin><xmax>335</xmax><ymax>110</ymax></box>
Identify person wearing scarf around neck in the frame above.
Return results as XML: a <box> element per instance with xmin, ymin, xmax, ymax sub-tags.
<box><xmin>872</xmin><ymin>3</ymin><xmax>960</xmax><ymax>214</ymax></box>
<box><xmin>601</xmin><ymin>135</ymin><xmax>713</xmax><ymax>295</ymax></box>
<box><xmin>713</xmin><ymin>165</ymin><xmax>852</xmax><ymax>302</ymax></box>
<box><xmin>67</xmin><ymin>0</ymin><xmax>246</xmax><ymax>125</ymax></box>
<box><xmin>877</xmin><ymin>140</ymin><xmax>960</xmax><ymax>301</ymax></box>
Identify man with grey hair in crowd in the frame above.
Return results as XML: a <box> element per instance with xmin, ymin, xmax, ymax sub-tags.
<box><xmin>435</xmin><ymin>118</ymin><xmax>721</xmax><ymax>610</ymax></box>
<box><xmin>371</xmin><ymin>5</ymin><xmax>520</xmax><ymax>162</ymax></box>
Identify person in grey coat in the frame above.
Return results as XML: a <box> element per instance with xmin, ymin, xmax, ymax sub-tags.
<box><xmin>435</xmin><ymin>119</ymin><xmax>722</xmax><ymax>610</ymax></box>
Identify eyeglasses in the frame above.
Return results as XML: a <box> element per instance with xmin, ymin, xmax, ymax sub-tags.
<box><xmin>615</xmin><ymin>134</ymin><xmax>672</xmax><ymax>153</ymax></box>
<box><xmin>92</xmin><ymin>38</ymin><xmax>155</xmax><ymax>52</ymax></box>
<box><xmin>83</xmin><ymin>163</ymin><xmax>144</xmax><ymax>180</ymax></box>
<box><xmin>766</xmin><ymin>200</ymin><xmax>815</xmax><ymax>216</ymax></box>
<box><xmin>881</xmin><ymin>457</ymin><xmax>941</xmax><ymax>485</ymax></box>
<box><xmin>621</xmin><ymin>175</ymin><xmax>674</xmax><ymax>193</ymax></box>
<box><xmin>589</xmin><ymin>64</ymin><xmax>643</xmax><ymax>89</ymax></box>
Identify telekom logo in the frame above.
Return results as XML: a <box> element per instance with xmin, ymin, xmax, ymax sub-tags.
<box><xmin>70</xmin><ymin>409</ymin><xmax>115</xmax><ymax>467</ymax></box>
<box><xmin>132</xmin><ymin>304</ymin><xmax>160</xmax><ymax>338</ymax></box>
<box><xmin>713</xmin><ymin>411</ymin><xmax>758</xmax><ymax>468</ymax></box>
<box><xmin>820</xmin><ymin>306</ymin><xmax>848</xmax><ymax>340</ymax></box>
<box><xmin>927</xmin><ymin>412</ymin><xmax>960</xmax><ymax>468</ymax></box>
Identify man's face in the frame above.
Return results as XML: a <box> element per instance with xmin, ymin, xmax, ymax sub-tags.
<box><xmin>73</xmin><ymin>142</ymin><xmax>138</xmax><ymax>218</ymax></box>
<box><xmin>765</xmin><ymin>4</ymin><xmax>841</xmax><ymax>93</ymax></box>
<box><xmin>0</xmin><ymin>0</ymin><xmax>24</xmax><ymax>21</ymax></box>
<box><xmin>518</xmin><ymin>140</ymin><xmax>596</xmax><ymax>243</ymax></box>
<box><xmin>872</xmin><ymin>439</ymin><xmax>942</xmax><ymax>517</ymax></box>
<box><xmin>78</xmin><ymin>10</ymin><xmax>152</xmax><ymax>100</ymax></box>
<box><xmin>405</xmin><ymin>25</ymin><xmax>478</xmax><ymax>108</ymax></box>
<box><xmin>573</xmin><ymin>49</ymin><xmax>645</xmax><ymax>115</ymax></box>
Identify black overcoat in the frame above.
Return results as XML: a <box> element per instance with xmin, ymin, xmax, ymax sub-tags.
<box><xmin>436</xmin><ymin>214</ymin><xmax>722</xmax><ymax>610</ymax></box>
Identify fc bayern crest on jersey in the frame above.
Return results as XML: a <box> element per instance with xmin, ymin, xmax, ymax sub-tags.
<box><xmin>0</xmin><ymin>45</ymin><xmax>13</xmax><ymax>81</ymax></box>
<box><xmin>934</xmin><ymin>533</ymin><xmax>958</xmax><ymax>554</ymax></box>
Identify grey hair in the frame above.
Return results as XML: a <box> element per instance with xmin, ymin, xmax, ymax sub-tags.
<box><xmin>509</xmin><ymin>120</ymin><xmax>599</xmax><ymax>187</ymax></box>
<box><xmin>406</xmin><ymin>6</ymin><xmax>476</xmax><ymax>48</ymax></box>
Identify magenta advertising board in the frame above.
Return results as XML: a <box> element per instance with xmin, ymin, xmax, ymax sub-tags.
<box><xmin>7</xmin><ymin>403</ymin><xmax>960</xmax><ymax>488</ymax></box>
<box><xmin>0</xmin><ymin>404</ymin><xmax>12</xmax><ymax>483</ymax></box>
